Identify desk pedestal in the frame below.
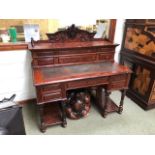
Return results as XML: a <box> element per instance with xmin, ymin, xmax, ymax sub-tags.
<box><xmin>95</xmin><ymin>87</ymin><xmax>127</xmax><ymax>118</ymax></box>
<box><xmin>38</xmin><ymin>103</ymin><xmax>66</xmax><ymax>133</ymax></box>
<box><xmin>38</xmin><ymin>87</ymin><xmax>127</xmax><ymax>133</ymax></box>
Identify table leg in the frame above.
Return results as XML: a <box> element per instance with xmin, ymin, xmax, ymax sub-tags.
<box><xmin>103</xmin><ymin>89</ymin><xmax>111</xmax><ymax>118</ymax></box>
<box><xmin>60</xmin><ymin>101</ymin><xmax>67</xmax><ymax>127</ymax></box>
<box><xmin>118</xmin><ymin>89</ymin><xmax>126</xmax><ymax>114</ymax></box>
<box><xmin>38</xmin><ymin>104</ymin><xmax>46</xmax><ymax>133</ymax></box>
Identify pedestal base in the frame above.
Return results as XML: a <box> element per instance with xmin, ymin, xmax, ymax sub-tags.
<box><xmin>38</xmin><ymin>103</ymin><xmax>64</xmax><ymax>133</ymax></box>
<box><xmin>93</xmin><ymin>87</ymin><xmax>126</xmax><ymax>117</ymax></box>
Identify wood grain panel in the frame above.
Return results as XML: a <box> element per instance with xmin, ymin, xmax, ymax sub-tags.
<box><xmin>32</xmin><ymin>51</ymin><xmax>57</xmax><ymax>58</ymax></box>
<box><xmin>42</xmin><ymin>91</ymin><xmax>62</xmax><ymax>102</ymax></box>
<box><xmin>108</xmin><ymin>80</ymin><xmax>127</xmax><ymax>90</ymax></box>
<box><xmin>67</xmin><ymin>77</ymin><xmax>108</xmax><ymax>89</ymax></box>
<box><xmin>110</xmin><ymin>74</ymin><xmax>127</xmax><ymax>81</ymax></box>
<box><xmin>59</xmin><ymin>53</ymin><xmax>97</xmax><ymax>64</ymax></box>
<box><xmin>99</xmin><ymin>53</ymin><xmax>114</xmax><ymax>61</ymax></box>
<box><xmin>42</xmin><ymin>84</ymin><xmax>61</xmax><ymax>92</ymax></box>
<box><xmin>33</xmin><ymin>57</ymin><xmax>54</xmax><ymax>66</ymax></box>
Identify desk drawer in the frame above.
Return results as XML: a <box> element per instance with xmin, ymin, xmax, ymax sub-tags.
<box><xmin>99</xmin><ymin>53</ymin><xmax>114</xmax><ymax>61</ymax></box>
<box><xmin>108</xmin><ymin>80</ymin><xmax>127</xmax><ymax>90</ymax></box>
<box><xmin>42</xmin><ymin>91</ymin><xmax>62</xmax><ymax>102</ymax></box>
<box><xmin>37</xmin><ymin>84</ymin><xmax>62</xmax><ymax>103</ymax></box>
<box><xmin>108</xmin><ymin>74</ymin><xmax>128</xmax><ymax>90</ymax></box>
<box><xmin>95</xmin><ymin>48</ymin><xmax>115</xmax><ymax>52</ymax></box>
<box><xmin>67</xmin><ymin>77</ymin><xmax>108</xmax><ymax>89</ymax></box>
<box><xmin>33</xmin><ymin>58</ymin><xmax>54</xmax><ymax>66</ymax></box>
<box><xmin>110</xmin><ymin>74</ymin><xmax>127</xmax><ymax>81</ymax></box>
<box><xmin>32</xmin><ymin>51</ymin><xmax>57</xmax><ymax>58</ymax></box>
<box><xmin>42</xmin><ymin>84</ymin><xmax>61</xmax><ymax>92</ymax></box>
<box><xmin>59</xmin><ymin>53</ymin><xmax>97</xmax><ymax>64</ymax></box>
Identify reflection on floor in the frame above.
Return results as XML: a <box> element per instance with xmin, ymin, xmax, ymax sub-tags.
<box><xmin>22</xmin><ymin>91</ymin><xmax>155</xmax><ymax>135</ymax></box>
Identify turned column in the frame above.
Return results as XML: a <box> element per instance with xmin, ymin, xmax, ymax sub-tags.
<box><xmin>118</xmin><ymin>89</ymin><xmax>127</xmax><ymax>114</ymax></box>
<box><xmin>103</xmin><ymin>89</ymin><xmax>111</xmax><ymax>118</ymax></box>
<box><xmin>38</xmin><ymin>104</ymin><xmax>46</xmax><ymax>133</ymax></box>
<box><xmin>60</xmin><ymin>101</ymin><xmax>67</xmax><ymax>127</ymax></box>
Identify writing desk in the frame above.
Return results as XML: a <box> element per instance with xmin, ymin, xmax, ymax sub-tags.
<box><xmin>29</xmin><ymin>25</ymin><xmax>131</xmax><ymax>132</ymax></box>
<box><xmin>33</xmin><ymin>62</ymin><xmax>131</xmax><ymax>132</ymax></box>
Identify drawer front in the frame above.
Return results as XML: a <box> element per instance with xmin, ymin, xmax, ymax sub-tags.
<box><xmin>33</xmin><ymin>57</ymin><xmax>54</xmax><ymax>66</ymax></box>
<box><xmin>108</xmin><ymin>80</ymin><xmax>127</xmax><ymax>90</ymax></box>
<box><xmin>59</xmin><ymin>54</ymin><xmax>97</xmax><ymax>64</ymax></box>
<box><xmin>58</xmin><ymin>47</ymin><xmax>115</xmax><ymax>55</ymax></box>
<box><xmin>42</xmin><ymin>84</ymin><xmax>61</xmax><ymax>92</ymax></box>
<box><xmin>37</xmin><ymin>84</ymin><xmax>62</xmax><ymax>103</ymax></box>
<box><xmin>67</xmin><ymin>77</ymin><xmax>108</xmax><ymax>89</ymax></box>
<box><xmin>99</xmin><ymin>53</ymin><xmax>114</xmax><ymax>61</ymax></box>
<box><xmin>59</xmin><ymin>49</ymin><xmax>94</xmax><ymax>55</ymax></box>
<box><xmin>108</xmin><ymin>74</ymin><xmax>128</xmax><ymax>90</ymax></box>
<box><xmin>110</xmin><ymin>74</ymin><xmax>127</xmax><ymax>82</ymax></box>
<box><xmin>95</xmin><ymin>48</ymin><xmax>115</xmax><ymax>52</ymax></box>
<box><xmin>32</xmin><ymin>51</ymin><xmax>57</xmax><ymax>58</ymax></box>
<box><xmin>42</xmin><ymin>91</ymin><xmax>62</xmax><ymax>102</ymax></box>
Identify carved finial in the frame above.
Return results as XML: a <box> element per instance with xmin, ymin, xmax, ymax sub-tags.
<box><xmin>31</xmin><ymin>37</ymin><xmax>34</xmax><ymax>47</ymax></box>
<box><xmin>67</xmin><ymin>24</ymin><xmax>77</xmax><ymax>39</ymax></box>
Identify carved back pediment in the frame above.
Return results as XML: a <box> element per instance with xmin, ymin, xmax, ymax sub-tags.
<box><xmin>46</xmin><ymin>24</ymin><xmax>95</xmax><ymax>42</ymax></box>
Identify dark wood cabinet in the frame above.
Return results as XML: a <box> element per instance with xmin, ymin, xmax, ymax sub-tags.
<box><xmin>120</xmin><ymin>19</ymin><xmax>155</xmax><ymax>110</ymax></box>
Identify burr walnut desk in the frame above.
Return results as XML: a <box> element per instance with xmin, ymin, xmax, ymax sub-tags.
<box><xmin>28</xmin><ymin>25</ymin><xmax>131</xmax><ymax>132</ymax></box>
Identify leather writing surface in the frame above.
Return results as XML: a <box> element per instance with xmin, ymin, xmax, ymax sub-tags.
<box><xmin>33</xmin><ymin>62</ymin><xmax>131</xmax><ymax>86</ymax></box>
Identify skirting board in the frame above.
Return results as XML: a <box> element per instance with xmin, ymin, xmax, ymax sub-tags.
<box><xmin>17</xmin><ymin>98</ymin><xmax>36</xmax><ymax>105</ymax></box>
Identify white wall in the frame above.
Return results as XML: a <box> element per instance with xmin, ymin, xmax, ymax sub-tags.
<box><xmin>0</xmin><ymin>19</ymin><xmax>125</xmax><ymax>102</ymax></box>
<box><xmin>60</xmin><ymin>19</ymin><xmax>97</xmax><ymax>27</ymax></box>
<box><xmin>0</xmin><ymin>50</ymin><xmax>36</xmax><ymax>101</ymax></box>
<box><xmin>114</xmin><ymin>19</ymin><xmax>125</xmax><ymax>62</ymax></box>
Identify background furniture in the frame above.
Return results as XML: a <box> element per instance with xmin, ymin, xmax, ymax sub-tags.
<box><xmin>0</xmin><ymin>105</ymin><xmax>26</xmax><ymax>135</ymax></box>
<box><xmin>29</xmin><ymin>23</ymin><xmax>131</xmax><ymax>132</ymax></box>
<box><xmin>120</xmin><ymin>19</ymin><xmax>155</xmax><ymax>110</ymax></box>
